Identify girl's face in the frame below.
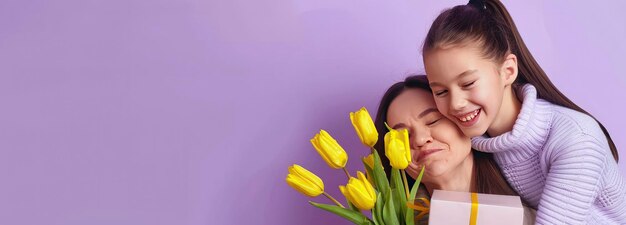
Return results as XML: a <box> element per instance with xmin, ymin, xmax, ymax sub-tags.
<box><xmin>423</xmin><ymin>43</ymin><xmax>515</xmax><ymax>138</ymax></box>
<box><xmin>386</xmin><ymin>88</ymin><xmax>472</xmax><ymax>179</ymax></box>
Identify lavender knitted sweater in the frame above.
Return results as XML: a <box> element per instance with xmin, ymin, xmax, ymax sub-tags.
<box><xmin>472</xmin><ymin>84</ymin><xmax>626</xmax><ymax>224</ymax></box>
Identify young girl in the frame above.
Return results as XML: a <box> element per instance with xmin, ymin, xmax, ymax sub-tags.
<box><xmin>421</xmin><ymin>0</ymin><xmax>626</xmax><ymax>224</ymax></box>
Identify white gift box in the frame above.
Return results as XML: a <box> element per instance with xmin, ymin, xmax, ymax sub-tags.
<box><xmin>428</xmin><ymin>189</ymin><xmax>524</xmax><ymax>225</ymax></box>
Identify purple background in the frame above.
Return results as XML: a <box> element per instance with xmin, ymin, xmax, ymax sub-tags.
<box><xmin>1</xmin><ymin>0</ymin><xmax>625</xmax><ymax>224</ymax></box>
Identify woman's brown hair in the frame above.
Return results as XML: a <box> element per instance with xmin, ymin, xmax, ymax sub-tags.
<box><xmin>422</xmin><ymin>0</ymin><xmax>618</xmax><ymax>162</ymax></box>
<box><xmin>373</xmin><ymin>75</ymin><xmax>518</xmax><ymax>196</ymax></box>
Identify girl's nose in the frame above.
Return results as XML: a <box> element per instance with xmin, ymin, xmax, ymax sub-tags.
<box><xmin>450</xmin><ymin>92</ymin><xmax>468</xmax><ymax>111</ymax></box>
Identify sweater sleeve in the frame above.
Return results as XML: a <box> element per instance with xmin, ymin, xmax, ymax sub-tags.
<box><xmin>534</xmin><ymin>133</ymin><xmax>608</xmax><ymax>224</ymax></box>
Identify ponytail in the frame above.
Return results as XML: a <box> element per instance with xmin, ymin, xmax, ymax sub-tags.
<box><xmin>423</xmin><ymin>0</ymin><xmax>619</xmax><ymax>162</ymax></box>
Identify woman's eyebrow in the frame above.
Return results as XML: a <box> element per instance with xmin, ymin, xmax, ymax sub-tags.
<box><xmin>392</xmin><ymin>123</ymin><xmax>407</xmax><ymax>129</ymax></box>
<box><xmin>418</xmin><ymin>108</ymin><xmax>439</xmax><ymax>118</ymax></box>
<box><xmin>391</xmin><ymin>108</ymin><xmax>439</xmax><ymax>129</ymax></box>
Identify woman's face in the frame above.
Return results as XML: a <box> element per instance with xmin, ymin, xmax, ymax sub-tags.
<box><xmin>386</xmin><ymin>88</ymin><xmax>472</xmax><ymax>179</ymax></box>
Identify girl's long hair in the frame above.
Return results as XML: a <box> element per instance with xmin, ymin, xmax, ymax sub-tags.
<box><xmin>373</xmin><ymin>75</ymin><xmax>518</xmax><ymax>196</ymax></box>
<box><xmin>422</xmin><ymin>0</ymin><xmax>618</xmax><ymax>162</ymax></box>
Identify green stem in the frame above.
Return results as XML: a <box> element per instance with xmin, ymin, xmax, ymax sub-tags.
<box><xmin>401</xmin><ymin>169</ymin><xmax>410</xmax><ymax>199</ymax></box>
<box><xmin>323</xmin><ymin>192</ymin><xmax>345</xmax><ymax>208</ymax></box>
<box><xmin>384</xmin><ymin>122</ymin><xmax>393</xmax><ymax>131</ymax></box>
<box><xmin>342</xmin><ymin>167</ymin><xmax>351</xmax><ymax>179</ymax></box>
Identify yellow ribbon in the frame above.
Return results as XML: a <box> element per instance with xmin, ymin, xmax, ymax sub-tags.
<box><xmin>407</xmin><ymin>193</ymin><xmax>478</xmax><ymax>223</ymax></box>
<box><xmin>406</xmin><ymin>197</ymin><xmax>430</xmax><ymax>221</ymax></box>
<box><xmin>470</xmin><ymin>192</ymin><xmax>478</xmax><ymax>225</ymax></box>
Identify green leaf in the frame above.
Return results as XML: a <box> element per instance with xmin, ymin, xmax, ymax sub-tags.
<box><xmin>409</xmin><ymin>166</ymin><xmax>425</xmax><ymax>201</ymax></box>
<box><xmin>373</xmin><ymin>192</ymin><xmax>385</xmax><ymax>225</ymax></box>
<box><xmin>370</xmin><ymin>207</ymin><xmax>380</xmax><ymax>225</ymax></box>
<box><xmin>382</xmin><ymin>189</ymin><xmax>400</xmax><ymax>225</ymax></box>
<box><xmin>346</xmin><ymin>198</ymin><xmax>360</xmax><ymax>213</ymax></box>
<box><xmin>404</xmin><ymin>177</ymin><xmax>419</xmax><ymax>225</ymax></box>
<box><xmin>390</xmin><ymin>169</ymin><xmax>406</xmax><ymax>221</ymax></box>
<box><xmin>405</xmin><ymin>167</ymin><xmax>426</xmax><ymax>225</ymax></box>
<box><xmin>390</xmin><ymin>168</ymin><xmax>400</xmax><ymax>190</ymax></box>
<box><xmin>363</xmin><ymin>157</ymin><xmax>373</xmax><ymax>171</ymax></box>
<box><xmin>362</xmin><ymin>158</ymin><xmax>376</xmax><ymax>189</ymax></box>
<box><xmin>371</xmin><ymin>149</ymin><xmax>390</xmax><ymax>198</ymax></box>
<box><xmin>309</xmin><ymin>201</ymin><xmax>374</xmax><ymax>225</ymax></box>
<box><xmin>392</xmin><ymin>189</ymin><xmax>404</xmax><ymax>224</ymax></box>
<box><xmin>405</xmin><ymin>206</ymin><xmax>414</xmax><ymax>225</ymax></box>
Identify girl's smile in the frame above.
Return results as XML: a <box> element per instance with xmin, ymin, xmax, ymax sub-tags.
<box><xmin>455</xmin><ymin>108</ymin><xmax>481</xmax><ymax>127</ymax></box>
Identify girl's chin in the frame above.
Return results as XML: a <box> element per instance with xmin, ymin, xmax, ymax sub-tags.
<box><xmin>460</xmin><ymin>124</ymin><xmax>487</xmax><ymax>137</ymax></box>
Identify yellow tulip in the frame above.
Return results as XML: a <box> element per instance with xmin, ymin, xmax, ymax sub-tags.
<box><xmin>350</xmin><ymin>107</ymin><xmax>379</xmax><ymax>148</ymax></box>
<box><xmin>384</xmin><ymin>128</ymin><xmax>411</xmax><ymax>169</ymax></box>
<box><xmin>340</xmin><ymin>171</ymin><xmax>377</xmax><ymax>210</ymax></box>
<box><xmin>311</xmin><ymin>130</ymin><xmax>348</xmax><ymax>169</ymax></box>
<box><xmin>362</xmin><ymin>154</ymin><xmax>380</xmax><ymax>185</ymax></box>
<box><xmin>285</xmin><ymin>164</ymin><xmax>324</xmax><ymax>197</ymax></box>
<box><xmin>363</xmin><ymin>154</ymin><xmax>375</xmax><ymax>170</ymax></box>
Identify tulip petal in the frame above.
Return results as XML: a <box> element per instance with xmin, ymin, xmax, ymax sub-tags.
<box><xmin>387</xmin><ymin>139</ymin><xmax>408</xmax><ymax>169</ymax></box>
<box><xmin>385</xmin><ymin>129</ymin><xmax>409</xmax><ymax>169</ymax></box>
<box><xmin>339</xmin><ymin>185</ymin><xmax>347</xmax><ymax>197</ymax></box>
<box><xmin>285</xmin><ymin>165</ymin><xmax>324</xmax><ymax>197</ymax></box>
<box><xmin>290</xmin><ymin>165</ymin><xmax>324</xmax><ymax>191</ymax></box>
<box><xmin>311</xmin><ymin>130</ymin><xmax>347</xmax><ymax>169</ymax></box>
<box><xmin>310</xmin><ymin>134</ymin><xmax>333</xmax><ymax>166</ymax></box>
<box><xmin>400</xmin><ymin>129</ymin><xmax>411</xmax><ymax>162</ymax></box>
<box><xmin>286</xmin><ymin>174</ymin><xmax>323</xmax><ymax>197</ymax></box>
<box><xmin>362</xmin><ymin>154</ymin><xmax>374</xmax><ymax>169</ymax></box>
<box><xmin>351</xmin><ymin>107</ymin><xmax>378</xmax><ymax>147</ymax></box>
<box><xmin>317</xmin><ymin>130</ymin><xmax>347</xmax><ymax>168</ymax></box>
<box><xmin>344</xmin><ymin>178</ymin><xmax>359</xmax><ymax>207</ymax></box>
<box><xmin>347</xmin><ymin>185</ymin><xmax>367</xmax><ymax>209</ymax></box>
<box><xmin>357</xmin><ymin>108</ymin><xmax>378</xmax><ymax>147</ymax></box>
<box><xmin>346</xmin><ymin>175</ymin><xmax>375</xmax><ymax>210</ymax></box>
<box><xmin>350</xmin><ymin>112</ymin><xmax>364</xmax><ymax>144</ymax></box>
<box><xmin>357</xmin><ymin>171</ymin><xmax>377</xmax><ymax>201</ymax></box>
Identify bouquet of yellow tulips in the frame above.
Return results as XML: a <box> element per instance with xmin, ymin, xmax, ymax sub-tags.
<box><xmin>286</xmin><ymin>107</ymin><xmax>426</xmax><ymax>225</ymax></box>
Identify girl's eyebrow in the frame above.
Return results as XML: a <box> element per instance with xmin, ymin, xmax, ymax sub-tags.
<box><xmin>429</xmin><ymin>69</ymin><xmax>478</xmax><ymax>87</ymax></box>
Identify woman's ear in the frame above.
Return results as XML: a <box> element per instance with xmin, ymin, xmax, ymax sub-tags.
<box><xmin>500</xmin><ymin>53</ymin><xmax>518</xmax><ymax>86</ymax></box>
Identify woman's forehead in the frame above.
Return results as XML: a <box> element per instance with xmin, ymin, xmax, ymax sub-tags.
<box><xmin>396</xmin><ymin>89</ymin><xmax>434</xmax><ymax>107</ymax></box>
<box><xmin>387</xmin><ymin>89</ymin><xmax>435</xmax><ymax>122</ymax></box>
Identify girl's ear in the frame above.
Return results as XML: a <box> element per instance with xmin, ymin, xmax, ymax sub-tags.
<box><xmin>500</xmin><ymin>53</ymin><xmax>518</xmax><ymax>86</ymax></box>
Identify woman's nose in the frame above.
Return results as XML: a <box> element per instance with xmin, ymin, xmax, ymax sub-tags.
<box><xmin>411</xmin><ymin>128</ymin><xmax>433</xmax><ymax>148</ymax></box>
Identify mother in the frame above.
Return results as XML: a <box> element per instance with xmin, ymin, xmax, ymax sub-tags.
<box><xmin>372</xmin><ymin>75</ymin><xmax>534</xmax><ymax>223</ymax></box>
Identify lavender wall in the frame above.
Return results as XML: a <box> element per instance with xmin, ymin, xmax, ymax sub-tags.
<box><xmin>1</xmin><ymin>0</ymin><xmax>625</xmax><ymax>224</ymax></box>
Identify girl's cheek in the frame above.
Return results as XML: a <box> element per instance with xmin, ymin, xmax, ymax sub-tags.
<box><xmin>434</xmin><ymin>98</ymin><xmax>448</xmax><ymax>114</ymax></box>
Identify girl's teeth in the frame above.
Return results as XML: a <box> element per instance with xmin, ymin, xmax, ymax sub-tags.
<box><xmin>459</xmin><ymin>109</ymin><xmax>479</xmax><ymax>122</ymax></box>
